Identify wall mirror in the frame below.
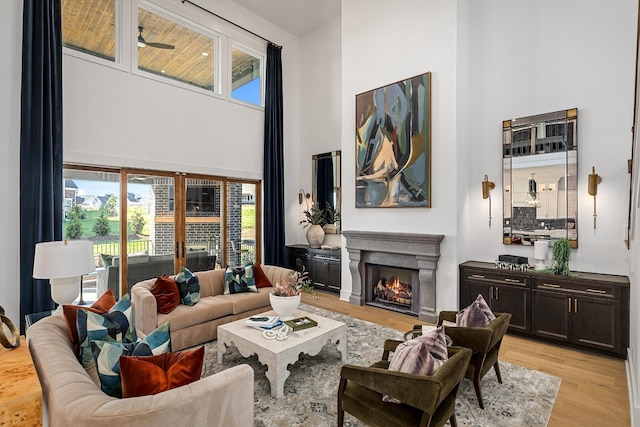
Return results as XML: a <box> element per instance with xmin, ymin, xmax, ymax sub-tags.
<box><xmin>502</xmin><ymin>108</ymin><xmax>578</xmax><ymax>247</ymax></box>
<box><xmin>313</xmin><ymin>150</ymin><xmax>341</xmax><ymax>233</ymax></box>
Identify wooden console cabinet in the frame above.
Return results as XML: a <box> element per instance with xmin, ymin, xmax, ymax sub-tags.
<box><xmin>286</xmin><ymin>244</ymin><xmax>341</xmax><ymax>293</ymax></box>
<box><xmin>460</xmin><ymin>261</ymin><xmax>629</xmax><ymax>358</ymax></box>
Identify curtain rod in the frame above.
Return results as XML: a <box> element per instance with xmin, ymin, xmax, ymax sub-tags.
<box><xmin>181</xmin><ymin>0</ymin><xmax>281</xmax><ymax>49</ymax></box>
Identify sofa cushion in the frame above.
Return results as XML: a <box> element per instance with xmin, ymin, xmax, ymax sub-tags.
<box><xmin>100</xmin><ymin>254</ymin><xmax>115</xmax><ymax>267</ymax></box>
<box><xmin>216</xmin><ymin>288</ymin><xmax>271</xmax><ymax>315</ymax></box>
<box><xmin>223</xmin><ymin>263</ymin><xmax>257</xmax><ymax>294</ymax></box>
<box><xmin>383</xmin><ymin>326</ymin><xmax>449</xmax><ymax>403</ymax></box>
<box><xmin>253</xmin><ymin>263</ymin><xmax>272</xmax><ymax>288</ymax></box>
<box><xmin>91</xmin><ymin>322</ymin><xmax>171</xmax><ymax>398</ymax></box>
<box><xmin>175</xmin><ymin>267</ymin><xmax>200</xmax><ymax>306</ymax></box>
<box><xmin>151</xmin><ymin>275</ymin><xmax>181</xmax><ymax>314</ymax></box>
<box><xmin>456</xmin><ymin>294</ymin><xmax>496</xmax><ymax>327</ymax></box>
<box><xmin>77</xmin><ymin>294</ymin><xmax>137</xmax><ymax>369</ymax></box>
<box><xmin>120</xmin><ymin>346</ymin><xmax>205</xmax><ymax>398</ymax></box>
<box><xmin>63</xmin><ymin>288</ymin><xmax>116</xmax><ymax>357</ymax></box>
<box><xmin>157</xmin><ymin>297</ymin><xmax>234</xmax><ymax>331</ymax></box>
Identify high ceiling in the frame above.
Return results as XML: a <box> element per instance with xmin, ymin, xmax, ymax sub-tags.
<box><xmin>229</xmin><ymin>0</ymin><xmax>341</xmax><ymax>37</ymax></box>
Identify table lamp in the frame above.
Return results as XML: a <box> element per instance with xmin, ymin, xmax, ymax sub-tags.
<box><xmin>33</xmin><ymin>240</ymin><xmax>95</xmax><ymax>311</ymax></box>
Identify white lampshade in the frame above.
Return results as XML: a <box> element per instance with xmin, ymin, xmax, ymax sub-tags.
<box><xmin>533</xmin><ymin>240</ymin><xmax>549</xmax><ymax>270</ymax></box>
<box><xmin>33</xmin><ymin>240</ymin><xmax>95</xmax><ymax>306</ymax></box>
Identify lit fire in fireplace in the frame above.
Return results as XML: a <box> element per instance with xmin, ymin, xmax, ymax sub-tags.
<box><xmin>374</xmin><ymin>276</ymin><xmax>412</xmax><ymax>305</ymax></box>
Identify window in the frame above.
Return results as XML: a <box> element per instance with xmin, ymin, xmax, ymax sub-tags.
<box><xmin>231</xmin><ymin>45</ymin><xmax>262</xmax><ymax>106</ymax></box>
<box><xmin>62</xmin><ymin>0</ymin><xmax>117</xmax><ymax>62</ymax></box>
<box><xmin>137</xmin><ymin>6</ymin><xmax>217</xmax><ymax>92</ymax></box>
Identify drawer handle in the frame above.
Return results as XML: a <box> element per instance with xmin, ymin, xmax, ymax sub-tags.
<box><xmin>470</xmin><ymin>274</ymin><xmax>485</xmax><ymax>279</ymax></box>
<box><xmin>504</xmin><ymin>278</ymin><xmax>520</xmax><ymax>283</ymax></box>
<box><xmin>315</xmin><ymin>256</ymin><xmax>336</xmax><ymax>261</ymax></box>
<box><xmin>586</xmin><ymin>288</ymin><xmax>607</xmax><ymax>294</ymax></box>
<box><xmin>541</xmin><ymin>283</ymin><xmax>561</xmax><ymax>288</ymax></box>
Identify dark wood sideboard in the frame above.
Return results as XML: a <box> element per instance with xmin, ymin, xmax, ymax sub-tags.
<box><xmin>286</xmin><ymin>244</ymin><xmax>341</xmax><ymax>293</ymax></box>
<box><xmin>460</xmin><ymin>261</ymin><xmax>629</xmax><ymax>358</ymax></box>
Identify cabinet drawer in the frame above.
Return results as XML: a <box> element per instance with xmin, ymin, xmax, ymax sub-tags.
<box><xmin>533</xmin><ymin>278</ymin><xmax>618</xmax><ymax>299</ymax></box>
<box><xmin>464</xmin><ymin>269</ymin><xmax>528</xmax><ymax>287</ymax></box>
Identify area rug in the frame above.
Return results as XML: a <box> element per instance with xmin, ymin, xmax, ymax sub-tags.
<box><xmin>202</xmin><ymin>304</ymin><xmax>561</xmax><ymax>426</ymax></box>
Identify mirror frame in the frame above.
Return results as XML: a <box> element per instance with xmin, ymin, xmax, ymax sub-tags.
<box><xmin>502</xmin><ymin>108</ymin><xmax>578</xmax><ymax>248</ymax></box>
<box><xmin>312</xmin><ymin>150</ymin><xmax>341</xmax><ymax>233</ymax></box>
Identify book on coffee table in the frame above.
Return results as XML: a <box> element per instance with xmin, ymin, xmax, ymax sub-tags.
<box><xmin>245</xmin><ymin>316</ymin><xmax>280</xmax><ymax>329</ymax></box>
<box><xmin>284</xmin><ymin>316</ymin><xmax>318</xmax><ymax>332</ymax></box>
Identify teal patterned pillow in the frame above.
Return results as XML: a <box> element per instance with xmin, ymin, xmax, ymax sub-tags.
<box><xmin>223</xmin><ymin>263</ymin><xmax>257</xmax><ymax>294</ymax></box>
<box><xmin>90</xmin><ymin>322</ymin><xmax>171</xmax><ymax>398</ymax></box>
<box><xmin>77</xmin><ymin>294</ymin><xmax>136</xmax><ymax>369</ymax></box>
<box><xmin>175</xmin><ymin>267</ymin><xmax>200</xmax><ymax>306</ymax></box>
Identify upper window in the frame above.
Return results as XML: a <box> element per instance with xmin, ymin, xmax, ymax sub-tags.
<box><xmin>62</xmin><ymin>0</ymin><xmax>117</xmax><ymax>62</ymax></box>
<box><xmin>137</xmin><ymin>7</ymin><xmax>217</xmax><ymax>92</ymax></box>
<box><xmin>231</xmin><ymin>45</ymin><xmax>262</xmax><ymax>106</ymax></box>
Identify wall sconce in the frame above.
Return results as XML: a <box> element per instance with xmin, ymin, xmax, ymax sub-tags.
<box><xmin>587</xmin><ymin>166</ymin><xmax>602</xmax><ymax>228</ymax></box>
<box><xmin>482</xmin><ymin>175</ymin><xmax>495</xmax><ymax>226</ymax></box>
<box><xmin>298</xmin><ymin>189</ymin><xmax>310</xmax><ymax>205</ymax></box>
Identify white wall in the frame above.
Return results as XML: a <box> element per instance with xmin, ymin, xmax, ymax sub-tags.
<box><xmin>341</xmin><ymin>0</ymin><xmax>460</xmax><ymax>309</ymax></box>
<box><xmin>0</xmin><ymin>0</ymin><xmax>22</xmax><ymax>325</ymax></box>
<box><xmin>463</xmin><ymin>0</ymin><xmax>636</xmax><ymax>276</ymax></box>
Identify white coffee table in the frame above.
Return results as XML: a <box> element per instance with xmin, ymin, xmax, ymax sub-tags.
<box><xmin>217</xmin><ymin>309</ymin><xmax>347</xmax><ymax>398</ymax></box>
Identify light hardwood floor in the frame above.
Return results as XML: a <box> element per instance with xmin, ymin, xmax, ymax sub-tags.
<box><xmin>302</xmin><ymin>291</ymin><xmax>631</xmax><ymax>427</ymax></box>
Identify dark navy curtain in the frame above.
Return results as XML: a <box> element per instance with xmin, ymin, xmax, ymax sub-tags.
<box><xmin>263</xmin><ymin>43</ymin><xmax>285</xmax><ymax>266</ymax></box>
<box><xmin>20</xmin><ymin>0</ymin><xmax>63</xmax><ymax>332</ymax></box>
<box><xmin>316</xmin><ymin>156</ymin><xmax>334</xmax><ymax>216</ymax></box>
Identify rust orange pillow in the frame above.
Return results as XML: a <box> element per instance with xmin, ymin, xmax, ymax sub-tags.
<box><xmin>253</xmin><ymin>263</ymin><xmax>272</xmax><ymax>288</ymax></box>
<box><xmin>120</xmin><ymin>346</ymin><xmax>205</xmax><ymax>398</ymax></box>
<box><xmin>63</xmin><ymin>288</ymin><xmax>116</xmax><ymax>357</ymax></box>
<box><xmin>151</xmin><ymin>275</ymin><xmax>181</xmax><ymax>314</ymax></box>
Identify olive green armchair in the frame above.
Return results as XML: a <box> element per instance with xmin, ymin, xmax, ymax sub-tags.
<box><xmin>338</xmin><ymin>340</ymin><xmax>472</xmax><ymax>427</ymax></box>
<box><xmin>436</xmin><ymin>311</ymin><xmax>512</xmax><ymax>409</ymax></box>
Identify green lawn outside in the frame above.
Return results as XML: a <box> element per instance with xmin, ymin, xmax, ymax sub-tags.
<box><xmin>63</xmin><ymin>209</ymin><xmax>135</xmax><ymax>240</ymax></box>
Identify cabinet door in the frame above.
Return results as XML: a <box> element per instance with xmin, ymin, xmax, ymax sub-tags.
<box><xmin>572</xmin><ymin>296</ymin><xmax>620</xmax><ymax>353</ymax></box>
<box><xmin>312</xmin><ymin>256</ymin><xmax>340</xmax><ymax>292</ymax></box>
<box><xmin>286</xmin><ymin>247</ymin><xmax>311</xmax><ymax>276</ymax></box>
<box><xmin>493</xmin><ymin>284</ymin><xmax>530</xmax><ymax>333</ymax></box>
<box><xmin>532</xmin><ymin>290</ymin><xmax>571</xmax><ymax>343</ymax></box>
<box><xmin>460</xmin><ymin>281</ymin><xmax>493</xmax><ymax>309</ymax></box>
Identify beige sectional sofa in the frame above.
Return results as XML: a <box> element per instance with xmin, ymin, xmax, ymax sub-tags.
<box><xmin>27</xmin><ymin>314</ymin><xmax>254</xmax><ymax>427</ymax></box>
<box><xmin>131</xmin><ymin>264</ymin><xmax>293</xmax><ymax>351</ymax></box>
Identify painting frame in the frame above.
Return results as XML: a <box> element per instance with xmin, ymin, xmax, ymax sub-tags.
<box><xmin>355</xmin><ymin>72</ymin><xmax>432</xmax><ymax>208</ymax></box>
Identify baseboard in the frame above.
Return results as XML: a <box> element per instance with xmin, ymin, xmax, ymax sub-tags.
<box><xmin>339</xmin><ymin>289</ymin><xmax>351</xmax><ymax>302</ymax></box>
<box><xmin>627</xmin><ymin>348</ymin><xmax>639</xmax><ymax>427</ymax></box>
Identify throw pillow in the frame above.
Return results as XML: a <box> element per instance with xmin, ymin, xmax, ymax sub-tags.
<box><xmin>223</xmin><ymin>263</ymin><xmax>257</xmax><ymax>294</ymax></box>
<box><xmin>456</xmin><ymin>294</ymin><xmax>496</xmax><ymax>327</ymax></box>
<box><xmin>100</xmin><ymin>254</ymin><xmax>115</xmax><ymax>267</ymax></box>
<box><xmin>151</xmin><ymin>275</ymin><xmax>181</xmax><ymax>314</ymax></box>
<box><xmin>175</xmin><ymin>267</ymin><xmax>200</xmax><ymax>306</ymax></box>
<box><xmin>62</xmin><ymin>288</ymin><xmax>116</xmax><ymax>358</ymax></box>
<box><xmin>253</xmin><ymin>263</ymin><xmax>272</xmax><ymax>288</ymax></box>
<box><xmin>91</xmin><ymin>322</ymin><xmax>171</xmax><ymax>398</ymax></box>
<box><xmin>77</xmin><ymin>293</ymin><xmax>137</xmax><ymax>369</ymax></box>
<box><xmin>383</xmin><ymin>326</ymin><xmax>449</xmax><ymax>404</ymax></box>
<box><xmin>120</xmin><ymin>346</ymin><xmax>205</xmax><ymax>398</ymax></box>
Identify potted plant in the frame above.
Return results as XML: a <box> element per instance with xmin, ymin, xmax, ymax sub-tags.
<box><xmin>322</xmin><ymin>202</ymin><xmax>340</xmax><ymax>234</ymax></box>
<box><xmin>300</xmin><ymin>202</ymin><xmax>326</xmax><ymax>248</ymax></box>
<box><xmin>550</xmin><ymin>238</ymin><xmax>571</xmax><ymax>275</ymax></box>
<box><xmin>270</xmin><ymin>268</ymin><xmax>316</xmax><ymax>319</ymax></box>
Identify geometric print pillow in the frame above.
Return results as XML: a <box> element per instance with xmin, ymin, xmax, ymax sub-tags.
<box><xmin>90</xmin><ymin>322</ymin><xmax>171</xmax><ymax>398</ymax></box>
<box><xmin>456</xmin><ymin>293</ymin><xmax>496</xmax><ymax>327</ymax></box>
<box><xmin>383</xmin><ymin>325</ymin><xmax>449</xmax><ymax>404</ymax></box>
<box><xmin>77</xmin><ymin>293</ymin><xmax>137</xmax><ymax>370</ymax></box>
<box><xmin>223</xmin><ymin>263</ymin><xmax>257</xmax><ymax>295</ymax></box>
<box><xmin>175</xmin><ymin>267</ymin><xmax>200</xmax><ymax>306</ymax></box>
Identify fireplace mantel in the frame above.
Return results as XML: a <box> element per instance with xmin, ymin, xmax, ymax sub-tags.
<box><xmin>343</xmin><ymin>231</ymin><xmax>445</xmax><ymax>323</ymax></box>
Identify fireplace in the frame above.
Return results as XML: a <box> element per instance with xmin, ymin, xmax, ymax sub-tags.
<box><xmin>343</xmin><ymin>231</ymin><xmax>444</xmax><ymax>323</ymax></box>
<box><xmin>366</xmin><ymin>264</ymin><xmax>419</xmax><ymax>316</ymax></box>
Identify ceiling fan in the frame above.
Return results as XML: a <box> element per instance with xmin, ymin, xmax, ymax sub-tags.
<box><xmin>137</xmin><ymin>26</ymin><xmax>175</xmax><ymax>50</ymax></box>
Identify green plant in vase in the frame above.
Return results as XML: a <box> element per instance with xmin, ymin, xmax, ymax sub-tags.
<box><xmin>323</xmin><ymin>202</ymin><xmax>340</xmax><ymax>233</ymax></box>
<box><xmin>550</xmin><ymin>238</ymin><xmax>571</xmax><ymax>275</ymax></box>
<box><xmin>299</xmin><ymin>203</ymin><xmax>327</xmax><ymax>228</ymax></box>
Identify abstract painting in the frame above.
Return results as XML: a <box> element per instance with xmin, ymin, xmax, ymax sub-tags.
<box><xmin>355</xmin><ymin>72</ymin><xmax>431</xmax><ymax>208</ymax></box>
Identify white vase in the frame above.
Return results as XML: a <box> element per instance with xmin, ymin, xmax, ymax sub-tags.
<box><xmin>269</xmin><ymin>293</ymin><xmax>301</xmax><ymax>320</ymax></box>
<box><xmin>306</xmin><ymin>224</ymin><xmax>325</xmax><ymax>248</ymax></box>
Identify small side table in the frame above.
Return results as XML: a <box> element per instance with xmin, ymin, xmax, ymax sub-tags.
<box><xmin>0</xmin><ymin>336</ymin><xmax>42</xmax><ymax>426</ymax></box>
